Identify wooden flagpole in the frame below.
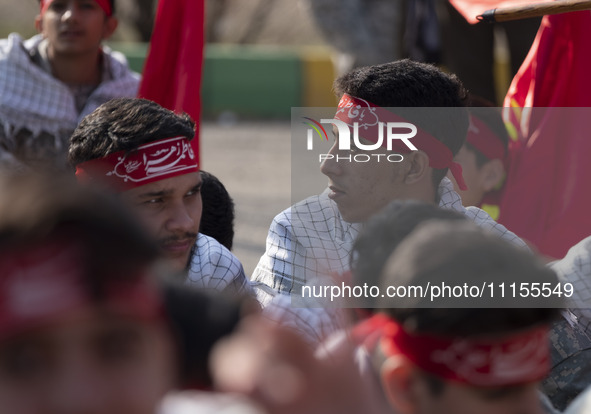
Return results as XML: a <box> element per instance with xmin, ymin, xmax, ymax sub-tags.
<box><xmin>477</xmin><ymin>0</ymin><xmax>591</xmax><ymax>22</ymax></box>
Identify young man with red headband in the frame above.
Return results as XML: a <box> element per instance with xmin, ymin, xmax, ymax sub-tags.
<box><xmin>449</xmin><ymin>105</ymin><xmax>509</xmax><ymax>218</ymax></box>
<box><xmin>0</xmin><ymin>0</ymin><xmax>138</xmax><ymax>171</ymax></box>
<box><xmin>0</xmin><ymin>175</ymin><xmax>177</xmax><ymax>414</ymax></box>
<box><xmin>69</xmin><ymin>98</ymin><xmax>251</xmax><ymax>296</ymax></box>
<box><xmin>251</xmin><ymin>60</ymin><xmax>526</xmax><ymax>339</ymax></box>
<box><xmin>361</xmin><ymin>221</ymin><xmax>561</xmax><ymax>414</ymax></box>
<box><xmin>209</xmin><ymin>221</ymin><xmax>561</xmax><ymax>414</ymax></box>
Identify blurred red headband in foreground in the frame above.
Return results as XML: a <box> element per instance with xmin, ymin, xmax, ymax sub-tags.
<box><xmin>354</xmin><ymin>313</ymin><xmax>550</xmax><ymax>387</ymax></box>
<box><xmin>0</xmin><ymin>235</ymin><xmax>162</xmax><ymax>340</ymax></box>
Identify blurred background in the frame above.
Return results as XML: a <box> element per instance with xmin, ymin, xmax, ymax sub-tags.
<box><xmin>0</xmin><ymin>0</ymin><xmax>523</xmax><ymax>275</ymax></box>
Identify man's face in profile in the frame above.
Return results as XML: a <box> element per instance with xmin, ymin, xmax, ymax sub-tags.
<box><xmin>320</xmin><ymin>125</ymin><xmax>409</xmax><ymax>223</ymax></box>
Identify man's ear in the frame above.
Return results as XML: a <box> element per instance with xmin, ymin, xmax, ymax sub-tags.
<box><xmin>380</xmin><ymin>355</ymin><xmax>419</xmax><ymax>414</ymax></box>
<box><xmin>35</xmin><ymin>15</ymin><xmax>43</xmax><ymax>34</ymax></box>
<box><xmin>403</xmin><ymin>151</ymin><xmax>430</xmax><ymax>185</ymax></box>
<box><xmin>102</xmin><ymin>16</ymin><xmax>118</xmax><ymax>40</ymax></box>
<box><xmin>480</xmin><ymin>158</ymin><xmax>505</xmax><ymax>192</ymax></box>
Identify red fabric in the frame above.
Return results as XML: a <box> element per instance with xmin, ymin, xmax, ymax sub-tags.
<box><xmin>40</xmin><ymin>0</ymin><xmax>112</xmax><ymax>16</ymax></box>
<box><xmin>499</xmin><ymin>11</ymin><xmax>591</xmax><ymax>258</ymax></box>
<box><xmin>0</xmin><ymin>235</ymin><xmax>162</xmax><ymax>340</ymax></box>
<box><xmin>449</xmin><ymin>0</ymin><xmax>554</xmax><ymax>24</ymax></box>
<box><xmin>354</xmin><ymin>314</ymin><xmax>550</xmax><ymax>387</ymax></box>
<box><xmin>75</xmin><ymin>136</ymin><xmax>199</xmax><ymax>192</ymax></box>
<box><xmin>138</xmin><ymin>0</ymin><xmax>205</xmax><ymax>164</ymax></box>
<box><xmin>335</xmin><ymin>94</ymin><xmax>467</xmax><ymax>190</ymax></box>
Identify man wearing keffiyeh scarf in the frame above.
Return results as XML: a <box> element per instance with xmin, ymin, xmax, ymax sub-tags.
<box><xmin>0</xmin><ymin>0</ymin><xmax>139</xmax><ymax>171</ymax></box>
<box><xmin>251</xmin><ymin>60</ymin><xmax>528</xmax><ymax>345</ymax></box>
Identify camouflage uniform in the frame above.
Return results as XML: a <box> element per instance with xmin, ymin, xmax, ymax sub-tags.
<box><xmin>543</xmin><ymin>311</ymin><xmax>591</xmax><ymax>411</ymax></box>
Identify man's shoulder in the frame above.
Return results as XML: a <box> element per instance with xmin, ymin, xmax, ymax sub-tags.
<box><xmin>272</xmin><ymin>193</ymin><xmax>334</xmax><ymax>223</ymax></box>
<box><xmin>270</xmin><ymin>192</ymin><xmax>354</xmax><ymax>240</ymax></box>
<box><xmin>437</xmin><ymin>178</ymin><xmax>527</xmax><ymax>248</ymax></box>
<box><xmin>101</xmin><ymin>45</ymin><xmax>141</xmax><ymax>82</ymax></box>
<box><xmin>0</xmin><ymin>34</ymin><xmax>33</xmax><ymax>64</ymax></box>
<box><xmin>187</xmin><ymin>233</ymin><xmax>249</xmax><ymax>293</ymax></box>
<box><xmin>192</xmin><ymin>233</ymin><xmax>242</xmax><ymax>267</ymax></box>
<box><xmin>544</xmin><ymin>313</ymin><xmax>591</xmax><ymax>411</ymax></box>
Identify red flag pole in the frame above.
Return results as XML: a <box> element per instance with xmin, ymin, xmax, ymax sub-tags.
<box><xmin>138</xmin><ymin>0</ymin><xmax>205</xmax><ymax>164</ymax></box>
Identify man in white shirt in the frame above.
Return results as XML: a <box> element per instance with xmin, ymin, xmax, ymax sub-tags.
<box><xmin>69</xmin><ymin>98</ymin><xmax>251</xmax><ymax>296</ymax></box>
<box><xmin>252</xmin><ymin>60</ymin><xmax>525</xmax><ymax>312</ymax></box>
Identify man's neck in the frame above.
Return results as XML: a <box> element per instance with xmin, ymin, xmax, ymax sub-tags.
<box><xmin>399</xmin><ymin>183</ymin><xmax>438</xmax><ymax>205</ymax></box>
<box><xmin>48</xmin><ymin>49</ymin><xmax>103</xmax><ymax>86</ymax></box>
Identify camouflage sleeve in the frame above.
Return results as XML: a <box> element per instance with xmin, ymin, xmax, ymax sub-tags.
<box><xmin>542</xmin><ymin>312</ymin><xmax>591</xmax><ymax>411</ymax></box>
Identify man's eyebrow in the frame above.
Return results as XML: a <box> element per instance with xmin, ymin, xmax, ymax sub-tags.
<box><xmin>137</xmin><ymin>189</ymin><xmax>173</xmax><ymax>198</ymax></box>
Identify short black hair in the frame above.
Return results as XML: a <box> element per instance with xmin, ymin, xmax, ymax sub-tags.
<box><xmin>68</xmin><ymin>98</ymin><xmax>195</xmax><ymax>167</ymax></box>
<box><xmin>377</xmin><ymin>221</ymin><xmax>561</xmax><ymax>336</ymax></box>
<box><xmin>334</xmin><ymin>59</ymin><xmax>469</xmax><ymax>187</ymax></box>
<box><xmin>160</xmin><ymin>280</ymin><xmax>246</xmax><ymax>389</ymax></box>
<box><xmin>350</xmin><ymin>200</ymin><xmax>466</xmax><ymax>309</ymax></box>
<box><xmin>199</xmin><ymin>170</ymin><xmax>235</xmax><ymax>251</ymax></box>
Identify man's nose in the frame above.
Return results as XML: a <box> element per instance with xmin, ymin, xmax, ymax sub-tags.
<box><xmin>320</xmin><ymin>141</ymin><xmax>342</xmax><ymax>178</ymax></box>
<box><xmin>165</xmin><ymin>202</ymin><xmax>196</xmax><ymax>233</ymax></box>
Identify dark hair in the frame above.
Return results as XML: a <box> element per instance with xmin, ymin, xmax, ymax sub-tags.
<box><xmin>0</xmin><ymin>174</ymin><xmax>158</xmax><ymax>299</ymax></box>
<box><xmin>350</xmin><ymin>201</ymin><xmax>466</xmax><ymax>309</ymax></box>
<box><xmin>377</xmin><ymin>221</ymin><xmax>561</xmax><ymax>335</ymax></box>
<box><xmin>68</xmin><ymin>98</ymin><xmax>195</xmax><ymax>167</ymax></box>
<box><xmin>199</xmin><ymin>170</ymin><xmax>235</xmax><ymax>250</ymax></box>
<box><xmin>334</xmin><ymin>59</ymin><xmax>469</xmax><ymax>187</ymax></box>
<box><xmin>160</xmin><ymin>280</ymin><xmax>246</xmax><ymax>389</ymax></box>
<box><xmin>38</xmin><ymin>0</ymin><xmax>116</xmax><ymax>14</ymax></box>
<box><xmin>466</xmin><ymin>106</ymin><xmax>509</xmax><ymax>167</ymax></box>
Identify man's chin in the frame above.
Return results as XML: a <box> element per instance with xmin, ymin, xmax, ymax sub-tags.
<box><xmin>160</xmin><ymin>239</ymin><xmax>197</xmax><ymax>273</ymax></box>
<box><xmin>160</xmin><ymin>250</ymin><xmax>193</xmax><ymax>274</ymax></box>
<box><xmin>337</xmin><ymin>207</ymin><xmax>366</xmax><ymax>224</ymax></box>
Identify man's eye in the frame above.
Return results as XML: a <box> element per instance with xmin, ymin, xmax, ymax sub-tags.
<box><xmin>80</xmin><ymin>1</ymin><xmax>96</xmax><ymax>7</ymax></box>
<box><xmin>49</xmin><ymin>2</ymin><xmax>66</xmax><ymax>11</ymax></box>
<box><xmin>186</xmin><ymin>187</ymin><xmax>202</xmax><ymax>197</ymax></box>
<box><xmin>143</xmin><ymin>198</ymin><xmax>162</xmax><ymax>205</ymax></box>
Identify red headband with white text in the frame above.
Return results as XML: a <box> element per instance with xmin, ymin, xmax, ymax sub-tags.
<box><xmin>335</xmin><ymin>94</ymin><xmax>467</xmax><ymax>191</ymax></box>
<box><xmin>40</xmin><ymin>0</ymin><xmax>112</xmax><ymax>16</ymax></box>
<box><xmin>353</xmin><ymin>314</ymin><xmax>550</xmax><ymax>387</ymax></box>
<box><xmin>0</xmin><ymin>236</ymin><xmax>162</xmax><ymax>340</ymax></box>
<box><xmin>75</xmin><ymin>136</ymin><xmax>199</xmax><ymax>192</ymax></box>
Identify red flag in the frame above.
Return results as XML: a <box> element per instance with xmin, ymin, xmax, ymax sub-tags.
<box><xmin>138</xmin><ymin>0</ymin><xmax>205</xmax><ymax>162</ymax></box>
<box><xmin>499</xmin><ymin>11</ymin><xmax>591</xmax><ymax>258</ymax></box>
<box><xmin>449</xmin><ymin>0</ymin><xmax>554</xmax><ymax>23</ymax></box>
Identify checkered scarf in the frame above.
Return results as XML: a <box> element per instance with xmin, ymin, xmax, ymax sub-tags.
<box><xmin>0</xmin><ymin>33</ymin><xmax>139</xmax><ymax>150</ymax></box>
<box><xmin>254</xmin><ymin>178</ymin><xmax>527</xmax><ymax>344</ymax></box>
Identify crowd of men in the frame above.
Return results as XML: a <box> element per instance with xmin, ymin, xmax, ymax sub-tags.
<box><xmin>1</xmin><ymin>0</ymin><xmax>591</xmax><ymax>413</ymax></box>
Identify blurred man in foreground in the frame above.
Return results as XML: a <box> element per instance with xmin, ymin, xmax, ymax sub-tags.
<box><xmin>0</xmin><ymin>175</ymin><xmax>176</xmax><ymax>414</ymax></box>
